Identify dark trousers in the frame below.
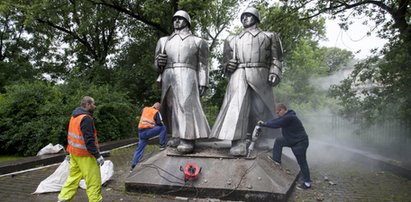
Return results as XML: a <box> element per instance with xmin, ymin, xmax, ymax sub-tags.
<box><xmin>131</xmin><ymin>125</ymin><xmax>167</xmax><ymax>168</ymax></box>
<box><xmin>272</xmin><ymin>136</ymin><xmax>311</xmax><ymax>183</ymax></box>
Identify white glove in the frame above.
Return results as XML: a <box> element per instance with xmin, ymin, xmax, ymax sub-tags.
<box><xmin>97</xmin><ymin>156</ymin><xmax>104</xmax><ymax>166</ymax></box>
<box><xmin>64</xmin><ymin>155</ymin><xmax>70</xmax><ymax>162</ymax></box>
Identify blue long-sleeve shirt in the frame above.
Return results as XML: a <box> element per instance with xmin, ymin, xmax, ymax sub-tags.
<box><xmin>262</xmin><ymin>110</ymin><xmax>308</xmax><ymax>144</ymax></box>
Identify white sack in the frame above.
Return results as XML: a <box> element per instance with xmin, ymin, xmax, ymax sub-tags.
<box><xmin>79</xmin><ymin>160</ymin><xmax>114</xmax><ymax>189</ymax></box>
<box><xmin>37</xmin><ymin>143</ymin><xmax>64</xmax><ymax>156</ymax></box>
<box><xmin>33</xmin><ymin>160</ymin><xmax>114</xmax><ymax>194</ymax></box>
<box><xmin>33</xmin><ymin>159</ymin><xmax>70</xmax><ymax>194</ymax></box>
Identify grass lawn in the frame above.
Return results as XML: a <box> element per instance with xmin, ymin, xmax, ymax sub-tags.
<box><xmin>0</xmin><ymin>156</ymin><xmax>24</xmax><ymax>164</ymax></box>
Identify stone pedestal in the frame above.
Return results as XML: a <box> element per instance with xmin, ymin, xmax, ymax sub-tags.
<box><xmin>125</xmin><ymin>141</ymin><xmax>299</xmax><ymax>201</ymax></box>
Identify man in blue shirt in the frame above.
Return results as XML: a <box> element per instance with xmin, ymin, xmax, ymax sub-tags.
<box><xmin>258</xmin><ymin>103</ymin><xmax>311</xmax><ymax>189</ymax></box>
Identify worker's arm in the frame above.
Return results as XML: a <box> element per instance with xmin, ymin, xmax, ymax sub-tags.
<box><xmin>154</xmin><ymin>112</ymin><xmax>164</xmax><ymax>126</ymax></box>
<box><xmin>260</xmin><ymin>116</ymin><xmax>289</xmax><ymax>129</ymax></box>
<box><xmin>81</xmin><ymin>116</ymin><xmax>101</xmax><ymax>159</ymax></box>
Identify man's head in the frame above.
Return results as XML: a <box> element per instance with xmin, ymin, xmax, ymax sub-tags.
<box><xmin>241</xmin><ymin>7</ymin><xmax>260</xmax><ymax>28</ymax></box>
<box><xmin>173</xmin><ymin>10</ymin><xmax>191</xmax><ymax>30</ymax></box>
<box><xmin>152</xmin><ymin>102</ymin><xmax>161</xmax><ymax>110</ymax></box>
<box><xmin>275</xmin><ymin>103</ymin><xmax>287</xmax><ymax>117</ymax></box>
<box><xmin>80</xmin><ymin>96</ymin><xmax>96</xmax><ymax>112</ymax></box>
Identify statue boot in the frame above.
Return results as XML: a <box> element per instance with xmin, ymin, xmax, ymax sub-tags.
<box><xmin>230</xmin><ymin>139</ymin><xmax>247</xmax><ymax>156</ymax></box>
<box><xmin>177</xmin><ymin>139</ymin><xmax>194</xmax><ymax>154</ymax></box>
<box><xmin>167</xmin><ymin>138</ymin><xmax>180</xmax><ymax>148</ymax></box>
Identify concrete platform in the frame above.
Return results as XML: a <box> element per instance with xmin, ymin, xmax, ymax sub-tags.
<box><xmin>125</xmin><ymin>144</ymin><xmax>299</xmax><ymax>201</ymax></box>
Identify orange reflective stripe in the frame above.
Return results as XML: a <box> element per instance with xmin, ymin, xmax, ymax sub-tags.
<box><xmin>138</xmin><ymin>107</ymin><xmax>158</xmax><ymax>129</ymax></box>
<box><xmin>66</xmin><ymin>114</ymin><xmax>98</xmax><ymax>156</ymax></box>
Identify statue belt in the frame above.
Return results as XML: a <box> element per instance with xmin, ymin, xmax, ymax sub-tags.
<box><xmin>238</xmin><ymin>63</ymin><xmax>268</xmax><ymax>68</ymax></box>
<box><xmin>165</xmin><ymin>63</ymin><xmax>196</xmax><ymax>70</ymax></box>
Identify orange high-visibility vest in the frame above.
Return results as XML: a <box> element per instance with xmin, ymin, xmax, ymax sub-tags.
<box><xmin>66</xmin><ymin>114</ymin><xmax>98</xmax><ymax>157</ymax></box>
<box><xmin>138</xmin><ymin>107</ymin><xmax>158</xmax><ymax>129</ymax></box>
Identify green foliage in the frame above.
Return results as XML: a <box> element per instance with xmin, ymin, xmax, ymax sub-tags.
<box><xmin>0</xmin><ymin>81</ymin><xmax>65</xmax><ymax>156</ymax></box>
<box><xmin>0</xmin><ymin>80</ymin><xmax>136</xmax><ymax>156</ymax></box>
<box><xmin>111</xmin><ymin>29</ymin><xmax>161</xmax><ymax>106</ymax></box>
<box><xmin>257</xmin><ymin>1</ymin><xmax>326</xmax><ymax>54</ymax></box>
<box><xmin>330</xmin><ymin>41</ymin><xmax>411</xmax><ymax>124</ymax></box>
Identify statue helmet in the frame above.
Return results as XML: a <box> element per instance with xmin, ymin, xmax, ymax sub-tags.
<box><xmin>173</xmin><ymin>10</ymin><xmax>192</xmax><ymax>27</ymax></box>
<box><xmin>241</xmin><ymin>7</ymin><xmax>260</xmax><ymax>23</ymax></box>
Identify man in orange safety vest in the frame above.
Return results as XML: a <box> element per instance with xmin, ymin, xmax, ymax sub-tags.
<box><xmin>58</xmin><ymin>96</ymin><xmax>104</xmax><ymax>202</ymax></box>
<box><xmin>130</xmin><ymin>102</ymin><xmax>167</xmax><ymax>171</ymax></box>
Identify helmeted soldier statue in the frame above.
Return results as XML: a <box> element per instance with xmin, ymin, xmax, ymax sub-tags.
<box><xmin>210</xmin><ymin>7</ymin><xmax>283</xmax><ymax>156</ymax></box>
<box><xmin>154</xmin><ymin>10</ymin><xmax>210</xmax><ymax>154</ymax></box>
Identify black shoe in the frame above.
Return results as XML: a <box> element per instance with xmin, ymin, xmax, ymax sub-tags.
<box><xmin>130</xmin><ymin>165</ymin><xmax>135</xmax><ymax>173</ymax></box>
<box><xmin>296</xmin><ymin>182</ymin><xmax>311</xmax><ymax>190</ymax></box>
<box><xmin>267</xmin><ymin>155</ymin><xmax>281</xmax><ymax>165</ymax></box>
<box><xmin>159</xmin><ymin>144</ymin><xmax>167</xmax><ymax>151</ymax></box>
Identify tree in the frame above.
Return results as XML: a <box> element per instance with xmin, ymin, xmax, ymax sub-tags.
<box><xmin>330</xmin><ymin>40</ymin><xmax>411</xmax><ymax>124</ymax></box>
<box><xmin>281</xmin><ymin>0</ymin><xmax>411</xmax><ymax>46</ymax></box>
<box><xmin>3</xmin><ymin>0</ymin><xmax>126</xmax><ymax>83</ymax></box>
<box><xmin>281</xmin><ymin>0</ymin><xmax>411</xmax><ymax>124</ymax></box>
<box><xmin>0</xmin><ymin>80</ymin><xmax>136</xmax><ymax>156</ymax></box>
<box><xmin>253</xmin><ymin>2</ymin><xmax>330</xmax><ymax>110</ymax></box>
<box><xmin>0</xmin><ymin>1</ymin><xmax>41</xmax><ymax>91</ymax></box>
<box><xmin>319</xmin><ymin>47</ymin><xmax>354</xmax><ymax>74</ymax></box>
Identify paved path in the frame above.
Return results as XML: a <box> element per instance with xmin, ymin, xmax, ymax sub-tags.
<box><xmin>0</xmin><ymin>142</ymin><xmax>410</xmax><ymax>201</ymax></box>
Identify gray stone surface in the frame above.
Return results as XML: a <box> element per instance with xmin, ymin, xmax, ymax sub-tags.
<box><xmin>0</xmin><ymin>141</ymin><xmax>410</xmax><ymax>202</ymax></box>
<box><xmin>126</xmin><ymin>147</ymin><xmax>299</xmax><ymax>201</ymax></box>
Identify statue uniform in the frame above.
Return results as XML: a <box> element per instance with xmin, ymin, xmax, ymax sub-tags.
<box><xmin>211</xmin><ymin>27</ymin><xmax>283</xmax><ymax>142</ymax></box>
<box><xmin>154</xmin><ymin>31</ymin><xmax>210</xmax><ymax>140</ymax></box>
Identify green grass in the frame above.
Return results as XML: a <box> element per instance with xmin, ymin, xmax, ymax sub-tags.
<box><xmin>0</xmin><ymin>155</ymin><xmax>24</xmax><ymax>163</ymax></box>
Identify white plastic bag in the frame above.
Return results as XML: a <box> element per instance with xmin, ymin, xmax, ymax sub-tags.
<box><xmin>33</xmin><ymin>159</ymin><xmax>70</xmax><ymax>194</ymax></box>
<box><xmin>33</xmin><ymin>159</ymin><xmax>114</xmax><ymax>194</ymax></box>
<box><xmin>79</xmin><ymin>160</ymin><xmax>114</xmax><ymax>189</ymax></box>
<box><xmin>36</xmin><ymin>143</ymin><xmax>64</xmax><ymax>156</ymax></box>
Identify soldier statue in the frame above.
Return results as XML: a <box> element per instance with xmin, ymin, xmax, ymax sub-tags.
<box><xmin>154</xmin><ymin>10</ymin><xmax>210</xmax><ymax>154</ymax></box>
<box><xmin>210</xmin><ymin>7</ymin><xmax>283</xmax><ymax>156</ymax></box>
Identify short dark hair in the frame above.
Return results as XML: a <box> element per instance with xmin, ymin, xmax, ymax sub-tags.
<box><xmin>276</xmin><ymin>103</ymin><xmax>287</xmax><ymax>111</ymax></box>
<box><xmin>80</xmin><ymin>96</ymin><xmax>94</xmax><ymax>108</ymax></box>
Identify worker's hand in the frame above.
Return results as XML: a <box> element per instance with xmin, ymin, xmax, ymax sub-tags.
<box><xmin>268</xmin><ymin>73</ymin><xmax>280</xmax><ymax>86</ymax></box>
<box><xmin>257</xmin><ymin>120</ymin><xmax>264</xmax><ymax>126</ymax></box>
<box><xmin>226</xmin><ymin>59</ymin><xmax>238</xmax><ymax>73</ymax></box>
<box><xmin>97</xmin><ymin>156</ymin><xmax>104</xmax><ymax>166</ymax></box>
<box><xmin>156</xmin><ymin>53</ymin><xmax>168</xmax><ymax>70</ymax></box>
<box><xmin>199</xmin><ymin>86</ymin><xmax>206</xmax><ymax>97</ymax></box>
<box><xmin>64</xmin><ymin>155</ymin><xmax>70</xmax><ymax>162</ymax></box>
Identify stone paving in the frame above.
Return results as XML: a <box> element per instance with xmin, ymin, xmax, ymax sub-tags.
<box><xmin>0</xmin><ymin>142</ymin><xmax>410</xmax><ymax>202</ymax></box>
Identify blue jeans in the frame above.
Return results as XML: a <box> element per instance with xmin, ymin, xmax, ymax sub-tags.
<box><xmin>272</xmin><ymin>136</ymin><xmax>311</xmax><ymax>183</ymax></box>
<box><xmin>131</xmin><ymin>125</ymin><xmax>167</xmax><ymax>168</ymax></box>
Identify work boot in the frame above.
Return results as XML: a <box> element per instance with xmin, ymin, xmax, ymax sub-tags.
<box><xmin>167</xmin><ymin>138</ymin><xmax>180</xmax><ymax>148</ymax></box>
<box><xmin>177</xmin><ymin>139</ymin><xmax>194</xmax><ymax>154</ymax></box>
<box><xmin>296</xmin><ymin>182</ymin><xmax>312</xmax><ymax>190</ymax></box>
<box><xmin>230</xmin><ymin>139</ymin><xmax>247</xmax><ymax>156</ymax></box>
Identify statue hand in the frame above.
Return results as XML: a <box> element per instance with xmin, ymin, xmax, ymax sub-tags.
<box><xmin>156</xmin><ymin>53</ymin><xmax>168</xmax><ymax>70</ymax></box>
<box><xmin>199</xmin><ymin>86</ymin><xmax>206</xmax><ymax>97</ymax></box>
<box><xmin>268</xmin><ymin>73</ymin><xmax>280</xmax><ymax>86</ymax></box>
<box><xmin>226</xmin><ymin>59</ymin><xmax>238</xmax><ymax>73</ymax></box>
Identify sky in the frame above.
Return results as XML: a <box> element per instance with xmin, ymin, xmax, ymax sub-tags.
<box><xmin>319</xmin><ymin>18</ymin><xmax>388</xmax><ymax>59</ymax></box>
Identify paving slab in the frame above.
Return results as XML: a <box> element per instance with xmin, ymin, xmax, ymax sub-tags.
<box><xmin>0</xmin><ymin>139</ymin><xmax>410</xmax><ymax>202</ymax></box>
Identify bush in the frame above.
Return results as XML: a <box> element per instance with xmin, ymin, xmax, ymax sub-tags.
<box><xmin>0</xmin><ymin>81</ymin><xmax>65</xmax><ymax>156</ymax></box>
<box><xmin>0</xmin><ymin>80</ymin><xmax>136</xmax><ymax>156</ymax></box>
